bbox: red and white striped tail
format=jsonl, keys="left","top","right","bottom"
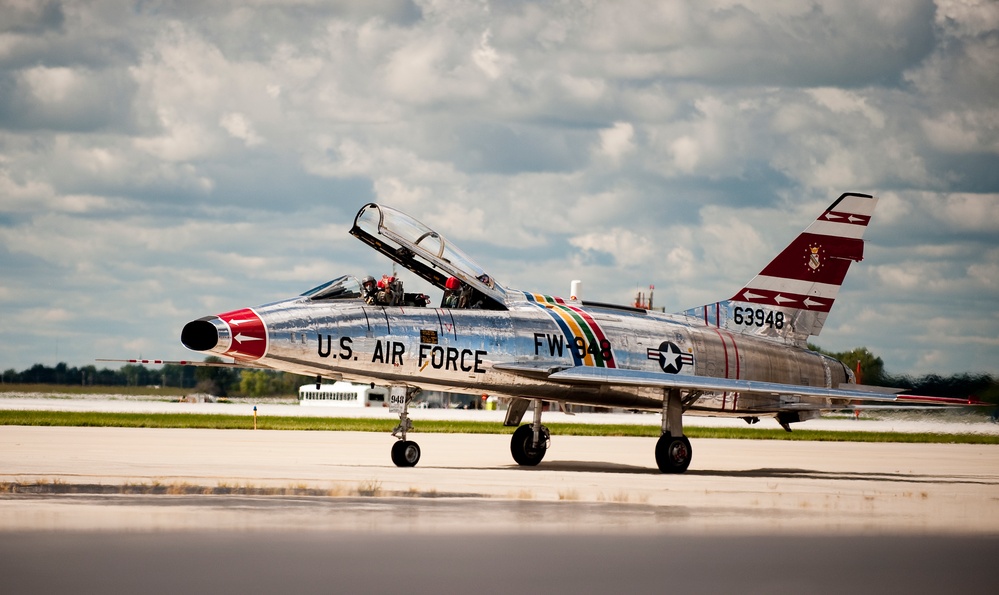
{"left": 683, "top": 193, "right": 878, "bottom": 345}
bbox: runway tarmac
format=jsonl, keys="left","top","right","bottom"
{"left": 2, "top": 400, "right": 998, "bottom": 593}
{"left": 2, "top": 424, "right": 998, "bottom": 533}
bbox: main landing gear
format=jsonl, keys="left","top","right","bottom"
{"left": 510, "top": 399, "right": 550, "bottom": 466}
{"left": 504, "top": 394, "right": 693, "bottom": 473}
{"left": 655, "top": 388, "right": 693, "bottom": 473}
{"left": 389, "top": 385, "right": 421, "bottom": 467}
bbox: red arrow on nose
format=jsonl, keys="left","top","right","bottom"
{"left": 218, "top": 308, "right": 267, "bottom": 360}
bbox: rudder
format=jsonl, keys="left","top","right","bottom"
{"left": 683, "top": 193, "right": 878, "bottom": 345}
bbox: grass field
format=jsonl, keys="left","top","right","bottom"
{"left": 2, "top": 410, "right": 997, "bottom": 444}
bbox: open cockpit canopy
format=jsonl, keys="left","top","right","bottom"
{"left": 350, "top": 203, "right": 507, "bottom": 309}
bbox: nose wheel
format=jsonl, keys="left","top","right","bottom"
{"left": 389, "top": 385, "right": 422, "bottom": 467}
{"left": 391, "top": 439, "right": 421, "bottom": 467}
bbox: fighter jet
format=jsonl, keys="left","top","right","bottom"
{"left": 176, "top": 194, "right": 979, "bottom": 472}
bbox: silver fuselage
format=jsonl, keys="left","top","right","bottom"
{"left": 199, "top": 295, "right": 850, "bottom": 416}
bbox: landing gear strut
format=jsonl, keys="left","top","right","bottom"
{"left": 389, "top": 385, "right": 421, "bottom": 467}
{"left": 511, "top": 399, "right": 549, "bottom": 466}
{"left": 655, "top": 388, "right": 692, "bottom": 473}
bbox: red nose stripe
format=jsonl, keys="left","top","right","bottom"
{"left": 219, "top": 308, "right": 267, "bottom": 360}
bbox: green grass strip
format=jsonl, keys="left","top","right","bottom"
{"left": 1, "top": 410, "right": 998, "bottom": 444}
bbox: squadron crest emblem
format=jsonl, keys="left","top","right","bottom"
{"left": 806, "top": 244, "right": 824, "bottom": 273}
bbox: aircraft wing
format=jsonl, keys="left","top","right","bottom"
{"left": 534, "top": 366, "right": 983, "bottom": 407}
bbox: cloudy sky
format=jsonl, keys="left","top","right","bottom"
{"left": 1, "top": 0, "right": 997, "bottom": 378}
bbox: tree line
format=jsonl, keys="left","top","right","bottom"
{"left": 3, "top": 348, "right": 997, "bottom": 403}
{"left": 807, "top": 345, "right": 998, "bottom": 403}
{"left": 1, "top": 360, "right": 305, "bottom": 399}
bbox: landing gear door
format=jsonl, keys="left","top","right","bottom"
{"left": 389, "top": 385, "right": 409, "bottom": 414}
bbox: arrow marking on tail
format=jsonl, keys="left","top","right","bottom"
{"left": 234, "top": 333, "right": 263, "bottom": 343}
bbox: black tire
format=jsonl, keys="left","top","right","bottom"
{"left": 510, "top": 424, "right": 548, "bottom": 466}
{"left": 391, "top": 440, "right": 421, "bottom": 467}
{"left": 655, "top": 435, "right": 692, "bottom": 474}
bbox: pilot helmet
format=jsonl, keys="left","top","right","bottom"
{"left": 445, "top": 276, "right": 460, "bottom": 290}
{"left": 362, "top": 275, "right": 376, "bottom": 287}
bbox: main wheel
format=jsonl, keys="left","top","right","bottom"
{"left": 510, "top": 424, "right": 548, "bottom": 466}
{"left": 655, "top": 435, "right": 692, "bottom": 473}
{"left": 391, "top": 440, "right": 421, "bottom": 467}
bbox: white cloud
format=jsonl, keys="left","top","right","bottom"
{"left": 472, "top": 29, "right": 504, "bottom": 79}
{"left": 921, "top": 112, "right": 991, "bottom": 153}
{"left": 21, "top": 66, "right": 80, "bottom": 103}
{"left": 808, "top": 88, "right": 886, "bottom": 129}
{"left": 219, "top": 112, "right": 263, "bottom": 147}
{"left": 935, "top": 194, "right": 999, "bottom": 231}
{"left": 569, "top": 228, "right": 652, "bottom": 268}
{"left": 0, "top": 0, "right": 996, "bottom": 377}
{"left": 597, "top": 122, "right": 635, "bottom": 163}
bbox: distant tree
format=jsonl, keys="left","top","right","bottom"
{"left": 889, "top": 373, "right": 997, "bottom": 403}
{"left": 78, "top": 365, "right": 97, "bottom": 386}
{"left": 24, "top": 364, "right": 54, "bottom": 384}
{"left": 809, "top": 344, "right": 997, "bottom": 403}
{"left": 92, "top": 366, "right": 121, "bottom": 385}
{"left": 238, "top": 370, "right": 269, "bottom": 397}
{"left": 236, "top": 369, "right": 305, "bottom": 397}
{"left": 161, "top": 363, "right": 197, "bottom": 389}
{"left": 193, "top": 356, "right": 237, "bottom": 397}
{"left": 808, "top": 345, "right": 887, "bottom": 385}
{"left": 121, "top": 364, "right": 157, "bottom": 387}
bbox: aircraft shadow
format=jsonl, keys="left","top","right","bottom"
{"left": 508, "top": 461, "right": 661, "bottom": 475}
{"left": 494, "top": 463, "right": 997, "bottom": 485}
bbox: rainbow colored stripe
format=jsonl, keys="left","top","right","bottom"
{"left": 523, "top": 293, "right": 616, "bottom": 368}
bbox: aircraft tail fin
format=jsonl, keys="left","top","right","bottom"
{"left": 682, "top": 193, "right": 878, "bottom": 345}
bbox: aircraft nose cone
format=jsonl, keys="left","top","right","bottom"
{"left": 181, "top": 317, "right": 220, "bottom": 351}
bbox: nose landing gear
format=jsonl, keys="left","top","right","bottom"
{"left": 389, "top": 385, "right": 421, "bottom": 467}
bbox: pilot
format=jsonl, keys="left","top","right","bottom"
{"left": 376, "top": 275, "right": 404, "bottom": 306}
{"left": 442, "top": 276, "right": 462, "bottom": 308}
{"left": 361, "top": 276, "right": 379, "bottom": 305}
